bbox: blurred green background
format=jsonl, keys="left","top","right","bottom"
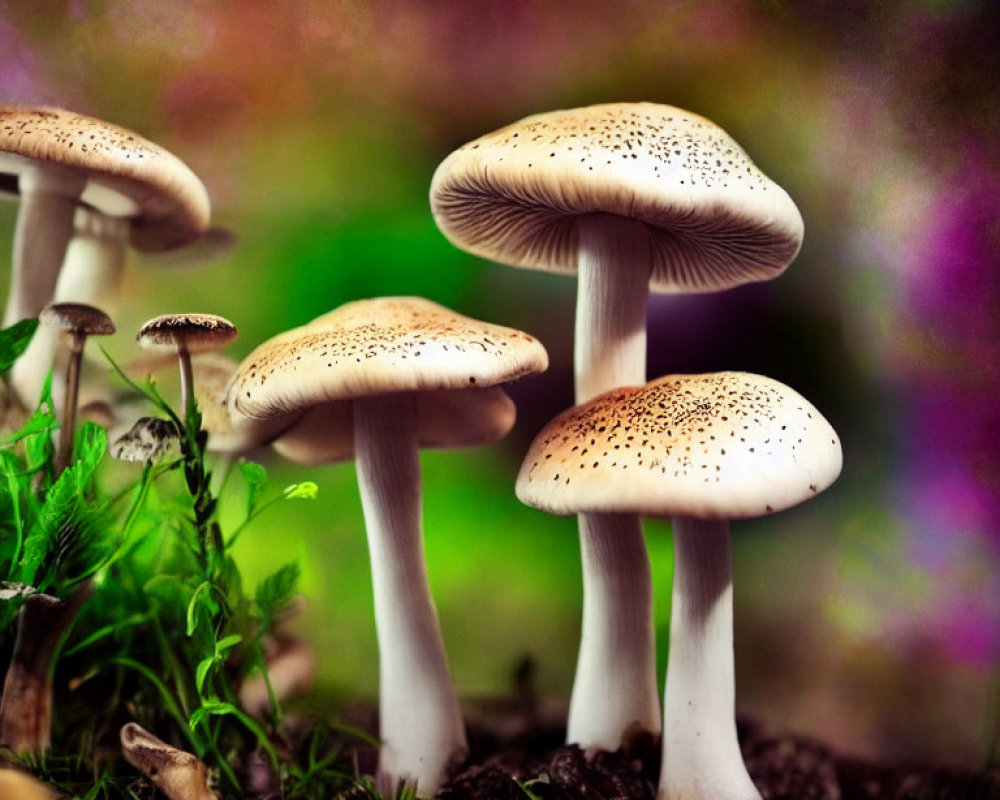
{"left": 2, "top": 0, "right": 998, "bottom": 770}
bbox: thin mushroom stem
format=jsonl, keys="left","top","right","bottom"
{"left": 568, "top": 512, "right": 659, "bottom": 750}
{"left": 659, "top": 518, "right": 760, "bottom": 800}
{"left": 4, "top": 163, "right": 87, "bottom": 326}
{"left": 354, "top": 393, "right": 467, "bottom": 797}
{"left": 55, "top": 333, "right": 85, "bottom": 473}
{"left": 569, "top": 213, "right": 660, "bottom": 748}
{"left": 177, "top": 345, "right": 195, "bottom": 421}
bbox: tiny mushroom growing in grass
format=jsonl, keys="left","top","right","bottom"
{"left": 227, "top": 296, "right": 548, "bottom": 797}
{"left": 38, "top": 301, "right": 114, "bottom": 472}
{"left": 0, "top": 105, "right": 210, "bottom": 406}
{"left": 516, "top": 372, "right": 842, "bottom": 800}
{"left": 431, "top": 101, "right": 805, "bottom": 751}
{"left": 136, "top": 313, "right": 237, "bottom": 419}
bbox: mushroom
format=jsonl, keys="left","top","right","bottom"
{"left": 430, "top": 102, "right": 805, "bottom": 750}
{"left": 0, "top": 105, "right": 210, "bottom": 406}
{"left": 136, "top": 313, "right": 237, "bottom": 420}
{"left": 110, "top": 415, "right": 180, "bottom": 465}
{"left": 38, "top": 302, "right": 115, "bottom": 472}
{"left": 227, "top": 296, "right": 548, "bottom": 796}
{"left": 516, "top": 372, "right": 842, "bottom": 800}
{"left": 120, "top": 722, "right": 219, "bottom": 800}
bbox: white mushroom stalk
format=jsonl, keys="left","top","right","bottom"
{"left": 355, "top": 393, "right": 467, "bottom": 795}
{"left": 661, "top": 518, "right": 760, "bottom": 800}
{"left": 3, "top": 160, "right": 86, "bottom": 326}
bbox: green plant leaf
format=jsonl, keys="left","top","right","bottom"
{"left": 0, "top": 318, "right": 39, "bottom": 373}
{"left": 239, "top": 460, "right": 268, "bottom": 517}
{"left": 284, "top": 481, "right": 318, "bottom": 500}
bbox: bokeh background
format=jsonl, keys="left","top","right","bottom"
{"left": 2, "top": 0, "right": 998, "bottom": 772}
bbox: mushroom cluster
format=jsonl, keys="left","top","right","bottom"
{"left": 0, "top": 100, "right": 846, "bottom": 800}
{"left": 431, "top": 102, "right": 841, "bottom": 799}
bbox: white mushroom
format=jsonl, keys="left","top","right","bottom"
{"left": 431, "top": 102, "right": 805, "bottom": 750}
{"left": 227, "top": 296, "right": 548, "bottom": 796}
{"left": 516, "top": 372, "right": 842, "bottom": 800}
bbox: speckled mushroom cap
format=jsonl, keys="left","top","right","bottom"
{"left": 272, "top": 386, "right": 516, "bottom": 465}
{"left": 516, "top": 371, "right": 841, "bottom": 520}
{"left": 430, "top": 102, "right": 804, "bottom": 292}
{"left": 227, "top": 296, "right": 548, "bottom": 421}
{"left": 0, "top": 105, "right": 210, "bottom": 250}
{"left": 39, "top": 301, "right": 115, "bottom": 336}
{"left": 137, "top": 313, "right": 237, "bottom": 353}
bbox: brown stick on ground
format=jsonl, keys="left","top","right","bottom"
{"left": 0, "top": 584, "right": 91, "bottom": 751}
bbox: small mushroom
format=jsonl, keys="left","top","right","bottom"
{"left": 120, "top": 722, "right": 219, "bottom": 800}
{"left": 516, "top": 372, "right": 842, "bottom": 800}
{"left": 136, "top": 313, "right": 237, "bottom": 419}
{"left": 431, "top": 102, "right": 805, "bottom": 750}
{"left": 38, "top": 302, "right": 114, "bottom": 471}
{"left": 110, "top": 416, "right": 180, "bottom": 464}
{"left": 227, "top": 296, "right": 548, "bottom": 796}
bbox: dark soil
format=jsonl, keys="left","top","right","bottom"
{"left": 430, "top": 718, "right": 1000, "bottom": 800}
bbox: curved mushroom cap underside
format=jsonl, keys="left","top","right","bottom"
{"left": 273, "top": 386, "right": 516, "bottom": 465}
{"left": 517, "top": 371, "right": 841, "bottom": 520}
{"left": 431, "top": 102, "right": 803, "bottom": 293}
{"left": 228, "top": 296, "right": 549, "bottom": 420}
{"left": 0, "top": 105, "right": 210, "bottom": 250}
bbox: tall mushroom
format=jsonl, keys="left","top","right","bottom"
{"left": 430, "top": 101, "right": 805, "bottom": 750}
{"left": 516, "top": 372, "right": 842, "bottom": 800}
{"left": 0, "top": 105, "right": 211, "bottom": 406}
{"left": 227, "top": 296, "right": 548, "bottom": 796}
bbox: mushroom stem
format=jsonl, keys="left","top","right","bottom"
{"left": 659, "top": 518, "right": 760, "bottom": 800}
{"left": 0, "top": 586, "right": 90, "bottom": 752}
{"left": 177, "top": 345, "right": 195, "bottom": 420}
{"left": 4, "top": 162, "right": 87, "bottom": 326}
{"left": 9, "top": 208, "right": 126, "bottom": 412}
{"left": 55, "top": 332, "right": 85, "bottom": 473}
{"left": 568, "top": 512, "right": 659, "bottom": 750}
{"left": 354, "top": 393, "right": 467, "bottom": 797}
{"left": 569, "top": 213, "right": 660, "bottom": 749}
{"left": 574, "top": 213, "right": 650, "bottom": 403}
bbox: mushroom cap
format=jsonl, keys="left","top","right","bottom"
{"left": 516, "top": 371, "right": 842, "bottom": 520}
{"left": 430, "top": 102, "right": 804, "bottom": 293}
{"left": 273, "top": 386, "right": 516, "bottom": 465}
{"left": 0, "top": 105, "right": 210, "bottom": 251}
{"left": 39, "top": 301, "right": 115, "bottom": 336}
{"left": 110, "top": 415, "right": 179, "bottom": 463}
{"left": 227, "top": 296, "right": 548, "bottom": 421}
{"left": 136, "top": 313, "right": 237, "bottom": 353}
